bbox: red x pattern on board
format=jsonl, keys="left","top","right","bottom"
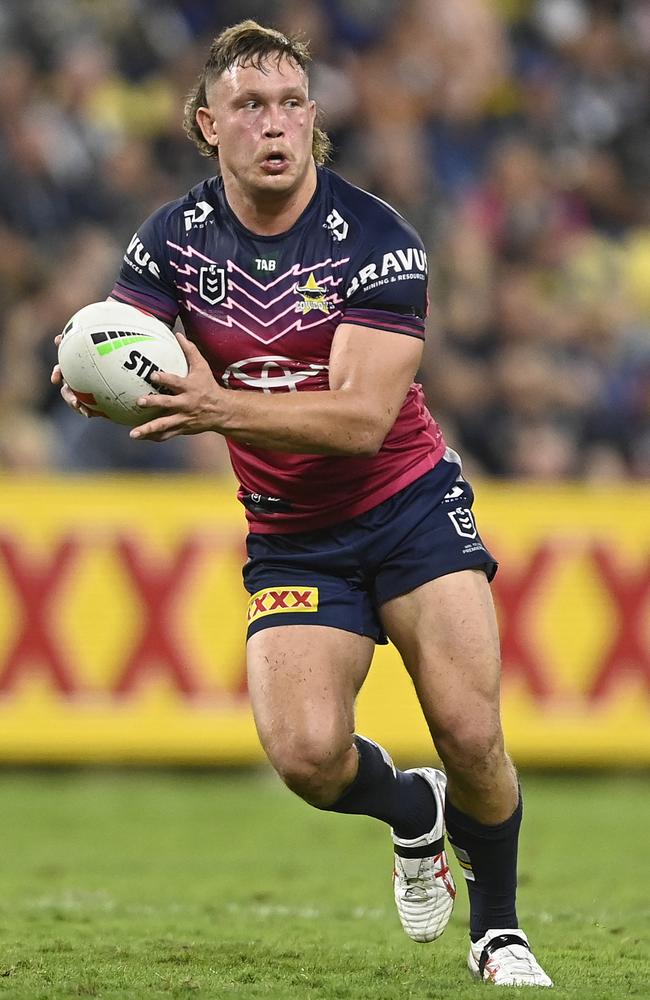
{"left": 588, "top": 546, "right": 650, "bottom": 700}
{"left": 490, "top": 544, "right": 556, "bottom": 699}
{"left": 0, "top": 535, "right": 647, "bottom": 702}
{"left": 0, "top": 536, "right": 80, "bottom": 694}
{"left": 111, "top": 537, "right": 204, "bottom": 696}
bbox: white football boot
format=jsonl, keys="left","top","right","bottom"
{"left": 468, "top": 929, "right": 553, "bottom": 987}
{"left": 392, "top": 767, "right": 456, "bottom": 942}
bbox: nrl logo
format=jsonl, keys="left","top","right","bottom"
{"left": 198, "top": 265, "right": 226, "bottom": 305}
{"left": 448, "top": 508, "right": 478, "bottom": 539}
{"left": 295, "top": 272, "right": 332, "bottom": 314}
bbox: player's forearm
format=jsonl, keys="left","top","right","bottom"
{"left": 215, "top": 387, "right": 388, "bottom": 456}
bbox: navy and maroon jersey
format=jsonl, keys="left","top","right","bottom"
{"left": 111, "top": 166, "right": 447, "bottom": 533}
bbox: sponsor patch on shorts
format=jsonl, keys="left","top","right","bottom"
{"left": 247, "top": 586, "right": 319, "bottom": 623}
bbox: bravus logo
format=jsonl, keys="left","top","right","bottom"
{"left": 346, "top": 248, "right": 427, "bottom": 297}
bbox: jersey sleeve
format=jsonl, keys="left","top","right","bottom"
{"left": 110, "top": 204, "right": 179, "bottom": 326}
{"left": 341, "top": 215, "right": 428, "bottom": 340}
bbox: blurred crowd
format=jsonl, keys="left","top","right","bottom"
{"left": 0, "top": 0, "right": 648, "bottom": 479}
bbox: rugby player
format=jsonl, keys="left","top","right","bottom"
{"left": 52, "top": 21, "right": 552, "bottom": 987}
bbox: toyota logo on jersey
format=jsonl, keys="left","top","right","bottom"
{"left": 222, "top": 356, "right": 329, "bottom": 393}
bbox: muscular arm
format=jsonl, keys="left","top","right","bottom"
{"left": 132, "top": 324, "right": 423, "bottom": 456}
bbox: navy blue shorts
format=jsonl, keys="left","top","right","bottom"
{"left": 243, "top": 456, "right": 497, "bottom": 644}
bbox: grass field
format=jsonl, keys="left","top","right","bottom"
{"left": 0, "top": 770, "right": 647, "bottom": 999}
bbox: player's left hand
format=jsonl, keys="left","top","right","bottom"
{"left": 130, "top": 334, "right": 225, "bottom": 442}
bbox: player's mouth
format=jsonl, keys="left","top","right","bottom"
{"left": 260, "top": 151, "right": 290, "bottom": 174}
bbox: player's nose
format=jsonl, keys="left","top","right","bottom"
{"left": 262, "top": 105, "right": 285, "bottom": 137}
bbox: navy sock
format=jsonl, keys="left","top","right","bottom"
{"left": 445, "top": 791, "right": 522, "bottom": 942}
{"left": 323, "top": 735, "right": 437, "bottom": 840}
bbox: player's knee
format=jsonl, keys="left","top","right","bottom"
{"left": 268, "top": 735, "right": 349, "bottom": 806}
{"left": 435, "top": 713, "right": 506, "bottom": 782}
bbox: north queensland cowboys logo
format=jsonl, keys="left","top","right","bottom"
{"left": 199, "top": 265, "right": 226, "bottom": 305}
{"left": 448, "top": 508, "right": 478, "bottom": 539}
{"left": 296, "top": 272, "right": 331, "bottom": 314}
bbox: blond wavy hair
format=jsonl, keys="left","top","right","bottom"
{"left": 183, "top": 20, "right": 331, "bottom": 165}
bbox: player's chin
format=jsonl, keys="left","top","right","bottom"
{"left": 255, "top": 164, "right": 297, "bottom": 187}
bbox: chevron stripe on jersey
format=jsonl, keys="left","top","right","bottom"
{"left": 167, "top": 241, "right": 350, "bottom": 346}
{"left": 111, "top": 167, "right": 446, "bottom": 532}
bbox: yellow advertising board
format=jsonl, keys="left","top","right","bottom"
{"left": 0, "top": 475, "right": 648, "bottom": 766}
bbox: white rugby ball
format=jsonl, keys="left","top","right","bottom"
{"left": 58, "top": 300, "right": 188, "bottom": 426}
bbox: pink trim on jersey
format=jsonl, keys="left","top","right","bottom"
{"left": 244, "top": 448, "right": 446, "bottom": 534}
{"left": 344, "top": 317, "right": 425, "bottom": 339}
{"left": 111, "top": 285, "right": 176, "bottom": 324}
{"left": 343, "top": 307, "right": 425, "bottom": 339}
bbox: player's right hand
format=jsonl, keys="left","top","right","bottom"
{"left": 51, "top": 333, "right": 99, "bottom": 418}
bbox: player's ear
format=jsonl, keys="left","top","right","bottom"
{"left": 196, "top": 107, "right": 219, "bottom": 149}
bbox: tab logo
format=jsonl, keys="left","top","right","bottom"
{"left": 251, "top": 252, "right": 280, "bottom": 275}
{"left": 247, "top": 587, "right": 319, "bottom": 623}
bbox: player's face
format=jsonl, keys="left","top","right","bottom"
{"left": 200, "top": 57, "right": 317, "bottom": 203}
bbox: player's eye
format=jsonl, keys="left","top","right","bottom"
{"left": 285, "top": 99, "right": 301, "bottom": 109}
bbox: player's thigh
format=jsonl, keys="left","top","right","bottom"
{"left": 247, "top": 623, "right": 375, "bottom": 767}
{"left": 379, "top": 569, "right": 502, "bottom": 743}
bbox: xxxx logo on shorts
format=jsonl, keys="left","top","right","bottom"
{"left": 247, "top": 587, "right": 319, "bottom": 623}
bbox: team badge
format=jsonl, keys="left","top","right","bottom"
{"left": 295, "top": 272, "right": 331, "bottom": 314}
{"left": 198, "top": 265, "right": 226, "bottom": 305}
{"left": 448, "top": 508, "right": 477, "bottom": 539}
